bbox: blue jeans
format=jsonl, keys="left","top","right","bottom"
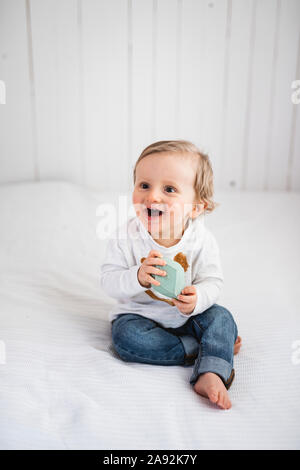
{"left": 111, "top": 304, "right": 238, "bottom": 388}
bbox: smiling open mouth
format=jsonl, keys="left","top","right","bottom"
{"left": 146, "top": 208, "right": 163, "bottom": 218}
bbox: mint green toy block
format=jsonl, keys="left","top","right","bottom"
{"left": 152, "top": 257, "right": 185, "bottom": 299}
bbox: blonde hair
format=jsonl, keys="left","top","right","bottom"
{"left": 133, "top": 140, "right": 218, "bottom": 213}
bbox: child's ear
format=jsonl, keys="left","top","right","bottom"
{"left": 190, "top": 202, "right": 205, "bottom": 219}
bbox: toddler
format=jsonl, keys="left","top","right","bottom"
{"left": 100, "top": 140, "right": 241, "bottom": 410}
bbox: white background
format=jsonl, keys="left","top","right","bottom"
{"left": 0, "top": 0, "right": 299, "bottom": 192}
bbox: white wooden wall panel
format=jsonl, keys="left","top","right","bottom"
{"left": 245, "top": 0, "right": 278, "bottom": 190}
{"left": 29, "top": 0, "right": 81, "bottom": 183}
{"left": 291, "top": 105, "right": 300, "bottom": 190}
{"left": 180, "top": 0, "right": 227, "bottom": 189}
{"left": 0, "top": 0, "right": 35, "bottom": 183}
{"left": 180, "top": 0, "right": 206, "bottom": 146}
{"left": 80, "top": 0, "right": 110, "bottom": 190}
{"left": 131, "top": 0, "right": 154, "bottom": 170}
{"left": 290, "top": 47, "right": 300, "bottom": 190}
{"left": 267, "top": 0, "right": 300, "bottom": 190}
{"left": 220, "top": 0, "right": 253, "bottom": 190}
{"left": 0, "top": 0, "right": 299, "bottom": 191}
{"left": 81, "top": 0, "right": 129, "bottom": 192}
{"left": 154, "top": 0, "right": 180, "bottom": 140}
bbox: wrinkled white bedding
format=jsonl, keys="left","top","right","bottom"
{"left": 0, "top": 181, "right": 299, "bottom": 449}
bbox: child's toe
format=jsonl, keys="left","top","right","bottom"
{"left": 218, "top": 394, "right": 225, "bottom": 409}
{"left": 208, "top": 388, "right": 219, "bottom": 403}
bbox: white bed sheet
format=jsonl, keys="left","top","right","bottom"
{"left": 0, "top": 181, "right": 299, "bottom": 450}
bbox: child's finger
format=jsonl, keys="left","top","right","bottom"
{"left": 147, "top": 275, "right": 160, "bottom": 286}
{"left": 147, "top": 257, "right": 166, "bottom": 267}
{"left": 177, "top": 294, "right": 196, "bottom": 303}
{"left": 173, "top": 297, "right": 186, "bottom": 305}
{"left": 172, "top": 299, "right": 193, "bottom": 315}
{"left": 181, "top": 286, "right": 196, "bottom": 295}
{"left": 149, "top": 250, "right": 163, "bottom": 258}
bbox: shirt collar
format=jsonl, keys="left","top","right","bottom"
{"left": 135, "top": 214, "right": 203, "bottom": 252}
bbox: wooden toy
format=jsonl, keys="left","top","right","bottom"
{"left": 152, "top": 257, "right": 186, "bottom": 299}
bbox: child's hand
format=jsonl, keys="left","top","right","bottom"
{"left": 137, "top": 250, "right": 167, "bottom": 288}
{"left": 172, "top": 285, "right": 197, "bottom": 315}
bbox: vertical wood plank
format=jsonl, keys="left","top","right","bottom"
{"left": 155, "top": 0, "right": 179, "bottom": 140}
{"left": 0, "top": 0, "right": 35, "bottom": 183}
{"left": 266, "top": 0, "right": 300, "bottom": 190}
{"left": 29, "top": 0, "right": 81, "bottom": 183}
{"left": 289, "top": 31, "right": 300, "bottom": 191}
{"left": 244, "top": 0, "right": 278, "bottom": 190}
{"left": 290, "top": 104, "right": 300, "bottom": 190}
{"left": 81, "top": 0, "right": 129, "bottom": 193}
{"left": 219, "top": 0, "right": 253, "bottom": 190}
{"left": 131, "top": 0, "right": 154, "bottom": 170}
{"left": 180, "top": 0, "right": 227, "bottom": 189}
{"left": 178, "top": 0, "right": 205, "bottom": 146}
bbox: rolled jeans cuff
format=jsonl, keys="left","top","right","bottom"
{"left": 189, "top": 355, "right": 233, "bottom": 386}
{"left": 179, "top": 335, "right": 199, "bottom": 361}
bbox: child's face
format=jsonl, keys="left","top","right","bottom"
{"left": 132, "top": 152, "right": 204, "bottom": 242}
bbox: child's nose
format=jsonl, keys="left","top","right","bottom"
{"left": 146, "top": 190, "right": 162, "bottom": 204}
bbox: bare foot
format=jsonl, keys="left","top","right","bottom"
{"left": 234, "top": 336, "right": 242, "bottom": 355}
{"left": 193, "top": 372, "right": 232, "bottom": 409}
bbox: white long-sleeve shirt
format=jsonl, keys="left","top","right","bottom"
{"left": 99, "top": 214, "right": 224, "bottom": 328}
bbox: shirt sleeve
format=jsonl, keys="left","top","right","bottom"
{"left": 178, "top": 230, "right": 224, "bottom": 318}
{"left": 99, "top": 237, "right": 148, "bottom": 301}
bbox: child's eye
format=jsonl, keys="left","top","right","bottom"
{"left": 165, "top": 186, "right": 176, "bottom": 193}
{"left": 139, "top": 183, "right": 176, "bottom": 193}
